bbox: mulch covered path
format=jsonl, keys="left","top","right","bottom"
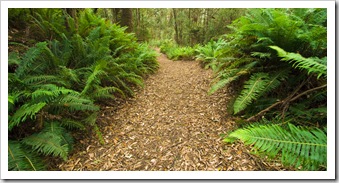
{"left": 57, "top": 49, "right": 276, "bottom": 171}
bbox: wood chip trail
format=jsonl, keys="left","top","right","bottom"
{"left": 58, "top": 49, "right": 264, "bottom": 171}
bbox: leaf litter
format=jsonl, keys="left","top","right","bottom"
{"left": 56, "top": 49, "right": 283, "bottom": 171}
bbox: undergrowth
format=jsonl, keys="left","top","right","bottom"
{"left": 8, "top": 9, "right": 158, "bottom": 170}
{"left": 159, "top": 39, "right": 196, "bottom": 60}
{"left": 196, "top": 8, "right": 327, "bottom": 170}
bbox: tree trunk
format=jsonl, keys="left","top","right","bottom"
{"left": 172, "top": 8, "right": 179, "bottom": 44}
{"left": 110, "top": 8, "right": 120, "bottom": 23}
{"left": 64, "top": 8, "right": 78, "bottom": 33}
{"left": 121, "top": 8, "right": 133, "bottom": 32}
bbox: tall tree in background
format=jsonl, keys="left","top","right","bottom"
{"left": 92, "top": 8, "right": 244, "bottom": 44}
{"left": 172, "top": 9, "right": 180, "bottom": 44}
{"left": 121, "top": 8, "right": 133, "bottom": 32}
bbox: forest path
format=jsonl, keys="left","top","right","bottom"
{"left": 58, "top": 49, "right": 263, "bottom": 171}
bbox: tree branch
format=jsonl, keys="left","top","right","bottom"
{"left": 246, "top": 84, "right": 327, "bottom": 122}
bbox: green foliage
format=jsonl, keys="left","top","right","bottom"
{"left": 9, "top": 102, "right": 46, "bottom": 131}
{"left": 22, "top": 122, "right": 73, "bottom": 161}
{"left": 233, "top": 73, "right": 270, "bottom": 114}
{"left": 270, "top": 46, "right": 327, "bottom": 79}
{"left": 207, "top": 8, "right": 327, "bottom": 117}
{"left": 195, "top": 38, "right": 227, "bottom": 70}
{"left": 9, "top": 8, "right": 158, "bottom": 170}
{"left": 202, "top": 8, "right": 329, "bottom": 170}
{"left": 159, "top": 39, "right": 196, "bottom": 60}
{"left": 224, "top": 123, "right": 327, "bottom": 170}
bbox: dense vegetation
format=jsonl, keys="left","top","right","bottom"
{"left": 8, "top": 8, "right": 327, "bottom": 171}
{"left": 195, "top": 8, "right": 327, "bottom": 170}
{"left": 8, "top": 8, "right": 158, "bottom": 170}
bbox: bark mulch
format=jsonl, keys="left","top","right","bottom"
{"left": 57, "top": 49, "right": 281, "bottom": 171}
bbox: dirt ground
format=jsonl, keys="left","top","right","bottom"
{"left": 57, "top": 49, "right": 279, "bottom": 171}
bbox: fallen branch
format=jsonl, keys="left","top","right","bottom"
{"left": 246, "top": 84, "right": 327, "bottom": 122}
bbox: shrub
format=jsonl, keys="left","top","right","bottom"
{"left": 8, "top": 9, "right": 158, "bottom": 170}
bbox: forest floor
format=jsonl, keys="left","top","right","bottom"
{"left": 56, "top": 49, "right": 278, "bottom": 171}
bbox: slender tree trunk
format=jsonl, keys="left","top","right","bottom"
{"left": 121, "top": 8, "right": 133, "bottom": 32}
{"left": 111, "top": 8, "right": 120, "bottom": 23}
{"left": 172, "top": 8, "right": 179, "bottom": 44}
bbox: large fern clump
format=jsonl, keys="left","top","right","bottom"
{"left": 159, "top": 39, "right": 196, "bottom": 61}
{"left": 206, "top": 8, "right": 327, "bottom": 121}
{"left": 8, "top": 8, "right": 159, "bottom": 170}
{"left": 204, "top": 8, "right": 328, "bottom": 170}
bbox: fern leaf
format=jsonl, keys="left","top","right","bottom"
{"left": 23, "top": 75, "right": 64, "bottom": 86}
{"left": 9, "top": 102, "right": 46, "bottom": 131}
{"left": 43, "top": 121, "right": 74, "bottom": 152}
{"left": 233, "top": 73, "right": 269, "bottom": 114}
{"left": 60, "top": 118, "right": 86, "bottom": 130}
{"left": 209, "top": 76, "right": 238, "bottom": 95}
{"left": 82, "top": 112, "right": 98, "bottom": 126}
{"left": 92, "top": 86, "right": 125, "bottom": 100}
{"left": 81, "top": 63, "right": 108, "bottom": 95}
{"left": 31, "top": 85, "right": 75, "bottom": 103}
{"left": 8, "top": 141, "right": 45, "bottom": 171}
{"left": 209, "top": 61, "right": 258, "bottom": 95}
{"left": 264, "top": 69, "right": 288, "bottom": 93}
{"left": 224, "top": 123, "right": 327, "bottom": 170}
{"left": 57, "top": 93, "right": 99, "bottom": 112}
{"left": 269, "top": 46, "right": 327, "bottom": 78}
{"left": 22, "top": 130, "right": 69, "bottom": 161}
{"left": 16, "top": 42, "right": 48, "bottom": 77}
{"left": 251, "top": 52, "right": 271, "bottom": 59}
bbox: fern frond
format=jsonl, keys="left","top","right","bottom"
{"left": 224, "top": 123, "right": 327, "bottom": 170}
{"left": 82, "top": 112, "right": 98, "bottom": 126}
{"left": 92, "top": 86, "right": 125, "bottom": 100}
{"left": 9, "top": 102, "right": 46, "bottom": 131}
{"left": 8, "top": 140, "right": 45, "bottom": 171}
{"left": 16, "top": 42, "right": 49, "bottom": 77}
{"left": 22, "top": 75, "right": 66, "bottom": 86}
{"left": 209, "top": 61, "right": 258, "bottom": 95}
{"left": 251, "top": 52, "right": 271, "bottom": 59}
{"left": 58, "top": 66, "right": 80, "bottom": 84}
{"left": 81, "top": 62, "right": 108, "bottom": 95}
{"left": 21, "top": 123, "right": 71, "bottom": 161}
{"left": 60, "top": 118, "right": 86, "bottom": 130}
{"left": 8, "top": 52, "right": 20, "bottom": 66}
{"left": 121, "top": 72, "right": 144, "bottom": 88}
{"left": 209, "top": 75, "right": 238, "bottom": 95}
{"left": 263, "top": 69, "right": 289, "bottom": 94}
{"left": 233, "top": 73, "right": 270, "bottom": 114}
{"left": 93, "top": 123, "right": 105, "bottom": 145}
{"left": 269, "top": 46, "right": 327, "bottom": 78}
{"left": 57, "top": 94, "right": 99, "bottom": 112}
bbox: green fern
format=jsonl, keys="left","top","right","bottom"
{"left": 269, "top": 46, "right": 327, "bottom": 78}
{"left": 60, "top": 118, "right": 86, "bottom": 130}
{"left": 209, "top": 61, "right": 258, "bottom": 95}
{"left": 9, "top": 102, "right": 46, "bottom": 131}
{"left": 81, "top": 62, "right": 108, "bottom": 95}
{"left": 16, "top": 42, "right": 49, "bottom": 77}
{"left": 233, "top": 69, "right": 288, "bottom": 114}
{"left": 56, "top": 93, "right": 99, "bottom": 112}
{"left": 92, "top": 86, "right": 125, "bottom": 100}
{"left": 21, "top": 122, "right": 72, "bottom": 161}
{"left": 233, "top": 73, "right": 270, "bottom": 114}
{"left": 224, "top": 123, "right": 327, "bottom": 170}
{"left": 8, "top": 141, "right": 45, "bottom": 171}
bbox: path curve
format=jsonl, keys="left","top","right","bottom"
{"left": 58, "top": 49, "right": 265, "bottom": 171}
